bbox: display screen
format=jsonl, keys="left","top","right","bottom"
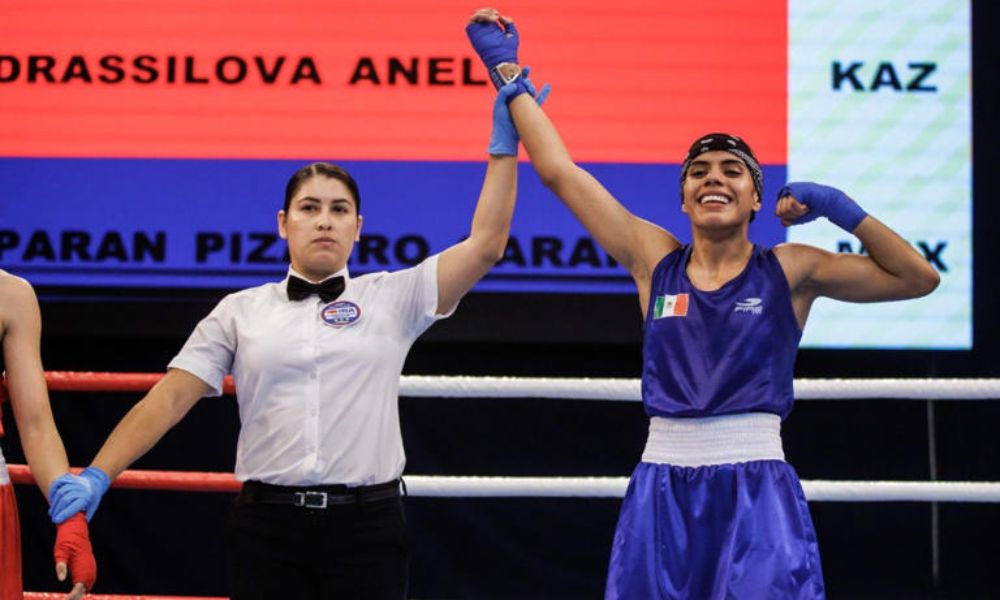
{"left": 0, "top": 1, "right": 971, "bottom": 348}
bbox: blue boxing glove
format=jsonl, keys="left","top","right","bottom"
{"left": 489, "top": 67, "right": 551, "bottom": 156}
{"left": 466, "top": 18, "right": 533, "bottom": 101}
{"left": 48, "top": 466, "right": 111, "bottom": 524}
{"left": 777, "top": 182, "right": 868, "bottom": 232}
{"left": 466, "top": 19, "right": 519, "bottom": 86}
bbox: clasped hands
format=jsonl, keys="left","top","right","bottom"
{"left": 47, "top": 466, "right": 111, "bottom": 597}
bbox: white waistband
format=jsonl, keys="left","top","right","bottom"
{"left": 0, "top": 446, "right": 8, "bottom": 485}
{"left": 641, "top": 413, "right": 784, "bottom": 467}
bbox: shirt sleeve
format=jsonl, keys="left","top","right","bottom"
{"left": 167, "top": 295, "right": 238, "bottom": 396}
{"left": 385, "top": 253, "right": 454, "bottom": 340}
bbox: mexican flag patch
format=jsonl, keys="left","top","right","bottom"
{"left": 653, "top": 293, "right": 689, "bottom": 319}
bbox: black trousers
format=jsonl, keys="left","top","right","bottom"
{"left": 225, "top": 481, "right": 408, "bottom": 600}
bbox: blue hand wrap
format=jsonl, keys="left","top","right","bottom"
{"left": 488, "top": 68, "right": 550, "bottom": 156}
{"left": 778, "top": 181, "right": 868, "bottom": 232}
{"left": 466, "top": 20, "right": 521, "bottom": 90}
{"left": 48, "top": 466, "right": 111, "bottom": 524}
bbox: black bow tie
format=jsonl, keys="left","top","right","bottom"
{"left": 287, "top": 275, "right": 345, "bottom": 302}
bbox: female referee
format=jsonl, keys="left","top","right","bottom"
{"left": 44, "top": 73, "right": 547, "bottom": 599}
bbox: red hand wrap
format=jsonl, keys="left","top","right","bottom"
{"left": 54, "top": 512, "right": 96, "bottom": 590}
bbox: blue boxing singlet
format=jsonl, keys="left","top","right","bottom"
{"left": 643, "top": 243, "right": 802, "bottom": 419}
{"left": 605, "top": 243, "right": 825, "bottom": 600}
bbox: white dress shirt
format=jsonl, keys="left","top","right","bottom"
{"left": 168, "top": 255, "right": 450, "bottom": 486}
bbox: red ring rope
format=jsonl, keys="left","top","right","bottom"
{"left": 25, "top": 594, "right": 226, "bottom": 600}
{"left": 41, "top": 371, "right": 236, "bottom": 395}
{"left": 9, "top": 464, "right": 239, "bottom": 493}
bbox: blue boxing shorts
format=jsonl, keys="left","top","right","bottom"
{"left": 604, "top": 414, "right": 825, "bottom": 600}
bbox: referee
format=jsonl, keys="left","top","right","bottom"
{"left": 46, "top": 78, "right": 545, "bottom": 599}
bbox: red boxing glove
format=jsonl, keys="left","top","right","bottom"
{"left": 54, "top": 512, "right": 96, "bottom": 591}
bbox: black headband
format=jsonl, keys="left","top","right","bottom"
{"left": 680, "top": 133, "right": 763, "bottom": 200}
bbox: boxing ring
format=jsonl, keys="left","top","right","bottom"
{"left": 12, "top": 372, "right": 1000, "bottom": 599}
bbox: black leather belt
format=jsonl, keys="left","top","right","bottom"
{"left": 241, "top": 479, "right": 402, "bottom": 509}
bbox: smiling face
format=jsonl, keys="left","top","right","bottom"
{"left": 278, "top": 175, "right": 363, "bottom": 281}
{"left": 680, "top": 150, "right": 761, "bottom": 230}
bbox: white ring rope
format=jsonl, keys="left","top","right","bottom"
{"left": 395, "top": 376, "right": 1000, "bottom": 503}
{"left": 398, "top": 377, "right": 1000, "bottom": 401}
{"left": 28, "top": 376, "right": 995, "bottom": 503}
{"left": 404, "top": 476, "right": 1000, "bottom": 503}
{"left": 401, "top": 376, "right": 641, "bottom": 400}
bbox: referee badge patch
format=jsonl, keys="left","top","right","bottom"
{"left": 653, "top": 293, "right": 689, "bottom": 319}
{"left": 321, "top": 301, "right": 362, "bottom": 328}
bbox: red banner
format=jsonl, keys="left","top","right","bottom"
{"left": 0, "top": 0, "right": 786, "bottom": 162}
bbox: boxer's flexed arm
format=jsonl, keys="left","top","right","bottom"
{"left": 773, "top": 182, "right": 940, "bottom": 327}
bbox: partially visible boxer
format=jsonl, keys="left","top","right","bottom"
{"left": 0, "top": 270, "right": 95, "bottom": 600}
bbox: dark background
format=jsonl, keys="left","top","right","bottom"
{"left": 6, "top": 2, "right": 1000, "bottom": 597}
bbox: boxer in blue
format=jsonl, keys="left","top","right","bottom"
{"left": 467, "top": 9, "right": 941, "bottom": 599}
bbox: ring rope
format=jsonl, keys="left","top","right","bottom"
{"left": 24, "top": 594, "right": 225, "bottom": 600}
{"left": 16, "top": 373, "right": 1000, "bottom": 597}
{"left": 9, "top": 465, "right": 1000, "bottom": 503}
{"left": 36, "top": 372, "right": 1000, "bottom": 401}
{"left": 9, "top": 371, "right": 1000, "bottom": 504}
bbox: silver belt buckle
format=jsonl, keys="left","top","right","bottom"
{"left": 295, "top": 491, "right": 328, "bottom": 509}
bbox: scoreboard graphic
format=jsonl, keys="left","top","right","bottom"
{"left": 0, "top": 1, "right": 970, "bottom": 348}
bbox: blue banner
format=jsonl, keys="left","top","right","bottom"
{"left": 0, "top": 158, "right": 787, "bottom": 294}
